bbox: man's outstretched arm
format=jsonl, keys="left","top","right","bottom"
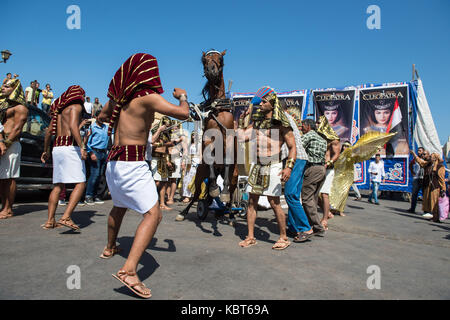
{"left": 142, "top": 88, "right": 189, "bottom": 120}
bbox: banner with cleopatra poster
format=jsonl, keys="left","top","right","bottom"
{"left": 359, "top": 84, "right": 410, "bottom": 158}
{"left": 355, "top": 83, "right": 412, "bottom": 192}
{"left": 231, "top": 90, "right": 308, "bottom": 128}
{"left": 313, "top": 89, "right": 356, "bottom": 144}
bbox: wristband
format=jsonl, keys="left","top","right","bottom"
{"left": 286, "top": 158, "right": 296, "bottom": 169}
{"left": 179, "top": 94, "right": 187, "bottom": 102}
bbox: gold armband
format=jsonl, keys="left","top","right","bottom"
{"left": 326, "top": 160, "right": 334, "bottom": 168}
{"left": 4, "top": 138, "right": 13, "bottom": 149}
{"left": 286, "top": 158, "right": 296, "bottom": 169}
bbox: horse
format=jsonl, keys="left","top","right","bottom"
{"left": 177, "top": 49, "right": 238, "bottom": 224}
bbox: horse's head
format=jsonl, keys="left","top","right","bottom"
{"left": 202, "top": 49, "right": 226, "bottom": 82}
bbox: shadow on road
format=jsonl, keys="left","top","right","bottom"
{"left": 13, "top": 204, "right": 48, "bottom": 217}
{"left": 431, "top": 224, "right": 450, "bottom": 240}
{"left": 386, "top": 207, "right": 428, "bottom": 221}
{"left": 184, "top": 212, "right": 225, "bottom": 237}
{"left": 113, "top": 236, "right": 162, "bottom": 286}
{"left": 233, "top": 217, "right": 273, "bottom": 244}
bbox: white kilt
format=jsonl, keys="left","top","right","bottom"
{"left": 319, "top": 169, "right": 335, "bottom": 194}
{"left": 52, "top": 146, "right": 86, "bottom": 184}
{"left": 0, "top": 141, "right": 21, "bottom": 179}
{"left": 247, "top": 162, "right": 283, "bottom": 197}
{"left": 170, "top": 158, "right": 182, "bottom": 179}
{"left": 150, "top": 157, "right": 168, "bottom": 182}
{"left": 106, "top": 161, "right": 158, "bottom": 214}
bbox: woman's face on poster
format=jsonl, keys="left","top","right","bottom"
{"left": 324, "top": 110, "right": 339, "bottom": 125}
{"left": 374, "top": 109, "right": 391, "bottom": 126}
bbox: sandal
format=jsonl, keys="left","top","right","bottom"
{"left": 294, "top": 232, "right": 312, "bottom": 243}
{"left": 41, "top": 221, "right": 63, "bottom": 230}
{"left": 112, "top": 269, "right": 152, "bottom": 299}
{"left": 272, "top": 238, "right": 291, "bottom": 250}
{"left": 57, "top": 217, "right": 80, "bottom": 231}
{"left": 100, "top": 246, "right": 121, "bottom": 259}
{"left": 239, "top": 237, "right": 257, "bottom": 248}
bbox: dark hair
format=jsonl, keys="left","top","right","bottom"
{"left": 45, "top": 83, "right": 50, "bottom": 87}
{"left": 302, "top": 118, "right": 316, "bottom": 130}
{"left": 6, "top": 73, "right": 11, "bottom": 76}
{"left": 375, "top": 153, "right": 381, "bottom": 157}
{"left": 418, "top": 147, "right": 424, "bottom": 151}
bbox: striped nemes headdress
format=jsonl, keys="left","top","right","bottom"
{"left": 107, "top": 53, "right": 164, "bottom": 136}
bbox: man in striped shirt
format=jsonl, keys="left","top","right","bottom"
{"left": 300, "top": 119, "right": 327, "bottom": 237}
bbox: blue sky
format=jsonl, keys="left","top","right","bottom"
{"left": 3, "top": 0, "right": 450, "bottom": 144}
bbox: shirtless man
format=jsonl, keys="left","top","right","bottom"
{"left": 150, "top": 117, "right": 175, "bottom": 210}
{"left": 166, "top": 124, "right": 186, "bottom": 205}
{"left": 237, "top": 86, "right": 296, "bottom": 250}
{"left": 0, "top": 79, "right": 28, "bottom": 219}
{"left": 98, "top": 53, "right": 189, "bottom": 299}
{"left": 41, "top": 85, "right": 87, "bottom": 230}
{"left": 316, "top": 116, "right": 341, "bottom": 230}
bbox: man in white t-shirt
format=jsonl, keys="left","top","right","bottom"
{"left": 368, "top": 153, "right": 385, "bottom": 205}
{"left": 83, "top": 96, "right": 93, "bottom": 119}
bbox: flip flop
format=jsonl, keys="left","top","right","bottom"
{"left": 112, "top": 270, "right": 152, "bottom": 299}
{"left": 293, "top": 232, "right": 312, "bottom": 243}
{"left": 239, "top": 237, "right": 257, "bottom": 248}
{"left": 41, "top": 221, "right": 64, "bottom": 230}
{"left": 100, "top": 246, "right": 121, "bottom": 259}
{"left": 272, "top": 238, "right": 291, "bottom": 250}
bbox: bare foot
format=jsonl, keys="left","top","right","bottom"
{"left": 320, "top": 219, "right": 329, "bottom": 230}
{"left": 339, "top": 212, "right": 346, "bottom": 217}
{"left": 166, "top": 200, "right": 175, "bottom": 205}
{"left": 182, "top": 198, "right": 190, "bottom": 203}
{"left": 160, "top": 205, "right": 172, "bottom": 211}
{"left": 328, "top": 213, "right": 334, "bottom": 219}
{"left": 0, "top": 211, "right": 13, "bottom": 219}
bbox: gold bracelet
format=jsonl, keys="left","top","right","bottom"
{"left": 286, "top": 158, "right": 296, "bottom": 169}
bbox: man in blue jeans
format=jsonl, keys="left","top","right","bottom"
{"left": 368, "top": 154, "right": 385, "bottom": 205}
{"left": 407, "top": 147, "right": 425, "bottom": 213}
{"left": 85, "top": 111, "right": 109, "bottom": 205}
{"left": 282, "top": 105, "right": 313, "bottom": 243}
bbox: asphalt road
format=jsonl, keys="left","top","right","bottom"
{"left": 0, "top": 190, "right": 449, "bottom": 300}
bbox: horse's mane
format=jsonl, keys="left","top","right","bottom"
{"left": 201, "top": 49, "right": 224, "bottom": 102}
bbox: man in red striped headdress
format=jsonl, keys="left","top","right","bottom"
{"left": 41, "top": 85, "right": 87, "bottom": 230}
{"left": 98, "top": 53, "right": 189, "bottom": 299}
